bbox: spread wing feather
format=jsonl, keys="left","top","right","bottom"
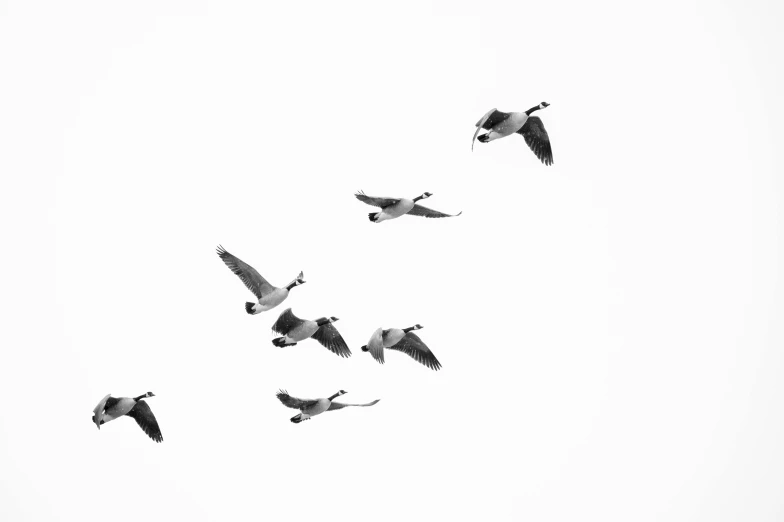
{"left": 387, "top": 332, "right": 442, "bottom": 371}
{"left": 312, "top": 323, "right": 352, "bottom": 358}
{"left": 407, "top": 204, "right": 462, "bottom": 219}
{"left": 216, "top": 245, "right": 274, "bottom": 299}
{"left": 328, "top": 399, "right": 380, "bottom": 411}
{"left": 355, "top": 191, "right": 400, "bottom": 209}
{"left": 126, "top": 400, "right": 163, "bottom": 443}
{"left": 276, "top": 390, "right": 319, "bottom": 410}
{"left": 271, "top": 308, "right": 305, "bottom": 335}
{"left": 517, "top": 116, "right": 553, "bottom": 166}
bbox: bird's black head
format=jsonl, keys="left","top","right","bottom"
{"left": 361, "top": 345, "right": 369, "bottom": 352}
{"left": 541, "top": 101, "right": 550, "bottom": 108}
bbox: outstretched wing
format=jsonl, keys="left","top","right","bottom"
{"left": 407, "top": 204, "right": 462, "bottom": 219}
{"left": 216, "top": 245, "right": 274, "bottom": 299}
{"left": 355, "top": 191, "right": 400, "bottom": 209}
{"left": 276, "top": 390, "right": 318, "bottom": 410}
{"left": 517, "top": 116, "right": 553, "bottom": 166}
{"left": 271, "top": 308, "right": 305, "bottom": 335}
{"left": 366, "top": 327, "right": 385, "bottom": 365}
{"left": 312, "top": 323, "right": 352, "bottom": 358}
{"left": 387, "top": 332, "right": 442, "bottom": 370}
{"left": 328, "top": 399, "right": 380, "bottom": 411}
{"left": 126, "top": 400, "right": 163, "bottom": 443}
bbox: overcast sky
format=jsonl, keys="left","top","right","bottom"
{"left": 1, "top": 0, "right": 783, "bottom": 520}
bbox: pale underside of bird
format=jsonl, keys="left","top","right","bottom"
{"left": 276, "top": 389, "right": 380, "bottom": 423}
{"left": 217, "top": 245, "right": 305, "bottom": 315}
{"left": 271, "top": 308, "right": 352, "bottom": 358}
{"left": 355, "top": 191, "right": 462, "bottom": 223}
{"left": 362, "top": 325, "right": 442, "bottom": 371}
{"left": 92, "top": 392, "right": 163, "bottom": 443}
{"left": 472, "top": 101, "right": 553, "bottom": 165}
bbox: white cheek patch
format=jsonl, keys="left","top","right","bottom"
{"left": 540, "top": 103, "right": 546, "bottom": 109}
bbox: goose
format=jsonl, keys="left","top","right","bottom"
{"left": 217, "top": 245, "right": 305, "bottom": 314}
{"left": 91, "top": 392, "right": 163, "bottom": 442}
{"left": 276, "top": 389, "right": 380, "bottom": 423}
{"left": 361, "top": 324, "right": 441, "bottom": 371}
{"left": 472, "top": 102, "right": 553, "bottom": 165}
{"left": 271, "top": 308, "right": 351, "bottom": 358}
{"left": 355, "top": 191, "right": 462, "bottom": 223}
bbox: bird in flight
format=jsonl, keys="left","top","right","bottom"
{"left": 276, "top": 389, "right": 380, "bottom": 423}
{"left": 472, "top": 101, "right": 553, "bottom": 165}
{"left": 355, "top": 191, "right": 462, "bottom": 223}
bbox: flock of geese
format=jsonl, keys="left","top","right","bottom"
{"left": 91, "top": 101, "right": 554, "bottom": 441}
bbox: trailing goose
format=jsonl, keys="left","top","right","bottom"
{"left": 276, "top": 389, "right": 380, "bottom": 423}
{"left": 91, "top": 392, "right": 163, "bottom": 442}
{"left": 271, "top": 308, "right": 351, "bottom": 358}
{"left": 361, "top": 324, "right": 441, "bottom": 371}
{"left": 217, "top": 245, "right": 305, "bottom": 315}
{"left": 472, "top": 102, "right": 553, "bottom": 165}
{"left": 355, "top": 191, "right": 462, "bottom": 223}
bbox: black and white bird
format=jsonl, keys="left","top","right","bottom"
{"left": 91, "top": 392, "right": 163, "bottom": 443}
{"left": 355, "top": 191, "right": 462, "bottom": 223}
{"left": 361, "top": 324, "right": 442, "bottom": 371}
{"left": 217, "top": 245, "right": 305, "bottom": 315}
{"left": 276, "top": 389, "right": 380, "bottom": 423}
{"left": 472, "top": 102, "right": 553, "bottom": 165}
{"left": 271, "top": 308, "right": 351, "bottom": 358}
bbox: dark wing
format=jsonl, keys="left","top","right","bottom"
{"left": 475, "top": 109, "right": 511, "bottom": 129}
{"left": 276, "top": 390, "right": 318, "bottom": 410}
{"left": 126, "top": 400, "right": 163, "bottom": 443}
{"left": 312, "top": 323, "right": 352, "bottom": 358}
{"left": 271, "top": 308, "right": 305, "bottom": 335}
{"left": 517, "top": 116, "right": 553, "bottom": 166}
{"left": 407, "top": 204, "right": 462, "bottom": 219}
{"left": 387, "top": 332, "right": 442, "bottom": 370}
{"left": 355, "top": 191, "right": 400, "bottom": 209}
{"left": 216, "top": 245, "right": 274, "bottom": 299}
{"left": 328, "top": 399, "right": 380, "bottom": 411}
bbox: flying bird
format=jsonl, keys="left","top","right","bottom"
{"left": 472, "top": 101, "right": 553, "bottom": 165}
{"left": 276, "top": 389, "right": 380, "bottom": 423}
{"left": 271, "top": 308, "right": 351, "bottom": 358}
{"left": 361, "top": 324, "right": 441, "bottom": 371}
{"left": 91, "top": 392, "right": 163, "bottom": 442}
{"left": 217, "top": 245, "right": 305, "bottom": 314}
{"left": 355, "top": 191, "right": 462, "bottom": 223}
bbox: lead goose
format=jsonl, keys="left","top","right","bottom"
{"left": 276, "top": 389, "right": 380, "bottom": 423}
{"left": 361, "top": 324, "right": 442, "bottom": 371}
{"left": 91, "top": 392, "right": 163, "bottom": 442}
{"left": 472, "top": 102, "right": 553, "bottom": 165}
{"left": 271, "top": 308, "right": 351, "bottom": 358}
{"left": 217, "top": 245, "right": 305, "bottom": 314}
{"left": 355, "top": 191, "right": 462, "bottom": 223}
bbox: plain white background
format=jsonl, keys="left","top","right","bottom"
{"left": 1, "top": 0, "right": 782, "bottom": 520}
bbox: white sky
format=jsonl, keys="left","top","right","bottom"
{"left": 1, "top": 0, "right": 783, "bottom": 520}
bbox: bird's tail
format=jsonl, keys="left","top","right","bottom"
{"left": 272, "top": 337, "right": 295, "bottom": 347}
{"left": 477, "top": 134, "right": 490, "bottom": 143}
{"left": 290, "top": 414, "right": 304, "bottom": 424}
{"left": 368, "top": 212, "right": 379, "bottom": 223}
{"left": 245, "top": 302, "right": 259, "bottom": 315}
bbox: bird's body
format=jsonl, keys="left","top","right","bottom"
{"left": 91, "top": 392, "right": 163, "bottom": 442}
{"left": 473, "top": 101, "right": 553, "bottom": 165}
{"left": 362, "top": 324, "right": 442, "bottom": 370}
{"left": 217, "top": 245, "right": 305, "bottom": 315}
{"left": 271, "top": 308, "right": 351, "bottom": 357}
{"left": 355, "top": 191, "right": 461, "bottom": 223}
{"left": 276, "top": 389, "right": 380, "bottom": 423}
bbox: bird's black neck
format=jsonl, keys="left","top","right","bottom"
{"left": 328, "top": 392, "right": 341, "bottom": 401}
{"left": 133, "top": 394, "right": 147, "bottom": 402}
{"left": 285, "top": 281, "right": 299, "bottom": 291}
{"left": 525, "top": 105, "right": 542, "bottom": 116}
{"left": 316, "top": 317, "right": 331, "bottom": 326}
{"left": 403, "top": 326, "right": 419, "bottom": 333}
{"left": 413, "top": 195, "right": 425, "bottom": 202}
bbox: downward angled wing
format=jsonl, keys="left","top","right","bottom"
{"left": 216, "top": 245, "right": 274, "bottom": 299}
{"left": 312, "top": 323, "right": 352, "bottom": 358}
{"left": 407, "top": 204, "right": 462, "bottom": 219}
{"left": 271, "top": 308, "right": 305, "bottom": 335}
{"left": 387, "top": 332, "right": 442, "bottom": 370}
{"left": 276, "top": 390, "right": 319, "bottom": 410}
{"left": 517, "top": 116, "right": 553, "bottom": 166}
{"left": 328, "top": 399, "right": 380, "bottom": 411}
{"left": 126, "top": 400, "right": 163, "bottom": 442}
{"left": 92, "top": 393, "right": 112, "bottom": 429}
{"left": 367, "top": 327, "right": 385, "bottom": 364}
{"left": 473, "top": 108, "right": 510, "bottom": 150}
{"left": 355, "top": 191, "right": 400, "bottom": 209}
